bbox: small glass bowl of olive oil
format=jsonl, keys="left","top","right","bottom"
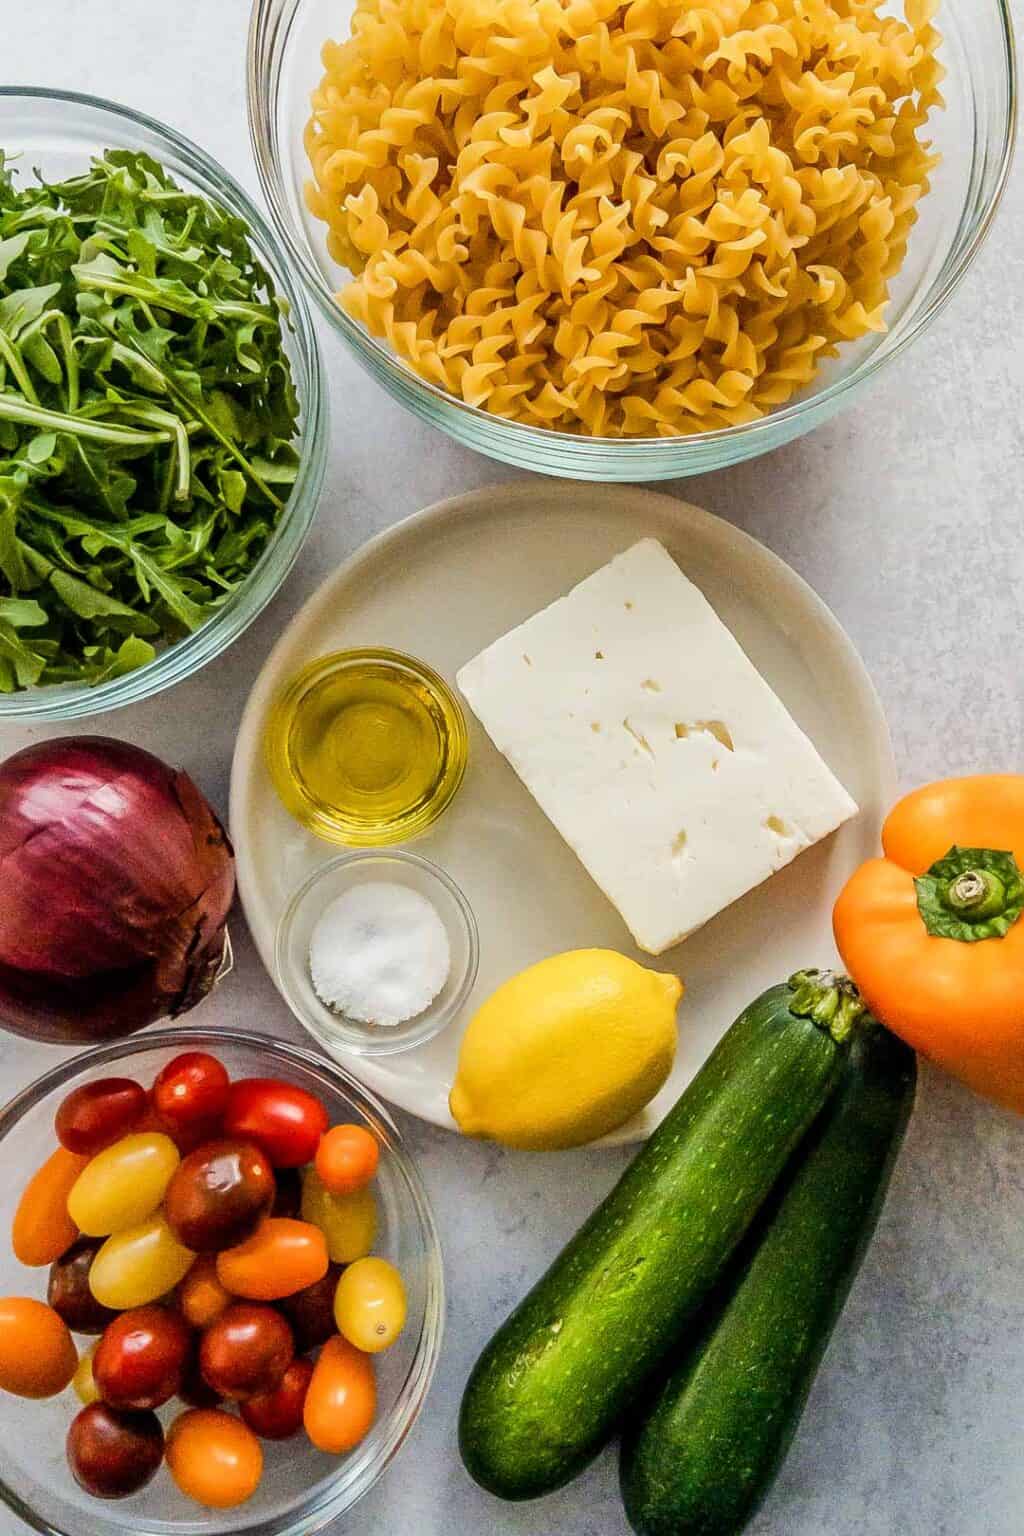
{"left": 265, "top": 648, "right": 469, "bottom": 846}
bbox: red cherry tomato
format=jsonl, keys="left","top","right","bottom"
{"left": 277, "top": 1264, "right": 343, "bottom": 1353}
{"left": 153, "top": 1053, "right": 230, "bottom": 1136}
{"left": 93, "top": 1305, "right": 191, "bottom": 1410}
{"left": 240, "top": 1355, "right": 314, "bottom": 1440}
{"left": 67, "top": 1403, "right": 163, "bottom": 1499}
{"left": 223, "top": 1079, "right": 328, "bottom": 1168}
{"left": 55, "top": 1079, "right": 147, "bottom": 1156}
{"left": 199, "top": 1303, "right": 294, "bottom": 1401}
{"left": 47, "top": 1238, "right": 118, "bottom": 1335}
{"left": 163, "top": 1140, "right": 274, "bottom": 1253}
{"left": 315, "top": 1124, "right": 380, "bottom": 1195}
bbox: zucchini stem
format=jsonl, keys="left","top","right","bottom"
{"left": 787, "top": 969, "right": 866, "bottom": 1044}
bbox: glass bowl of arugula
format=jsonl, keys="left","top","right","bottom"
{"left": 0, "top": 88, "right": 327, "bottom": 720}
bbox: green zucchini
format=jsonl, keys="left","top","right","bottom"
{"left": 458, "top": 970, "right": 865, "bottom": 1501}
{"left": 620, "top": 1021, "right": 916, "bottom": 1536}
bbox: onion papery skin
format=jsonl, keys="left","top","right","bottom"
{"left": 0, "top": 737, "right": 235, "bottom": 1043}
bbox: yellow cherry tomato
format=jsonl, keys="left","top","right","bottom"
{"left": 89, "top": 1215, "right": 195, "bottom": 1311}
{"left": 333, "top": 1257, "right": 407, "bottom": 1353}
{"left": 68, "top": 1133, "right": 180, "bottom": 1237}
{"left": 73, "top": 1343, "right": 100, "bottom": 1406}
{"left": 166, "top": 1408, "right": 263, "bottom": 1509}
{"left": 0, "top": 1297, "right": 77, "bottom": 1398}
{"left": 300, "top": 1167, "right": 376, "bottom": 1264}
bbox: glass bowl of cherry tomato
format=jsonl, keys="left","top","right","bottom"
{"left": 0, "top": 1029, "right": 444, "bottom": 1536}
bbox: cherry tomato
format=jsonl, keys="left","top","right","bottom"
{"left": 277, "top": 1264, "right": 343, "bottom": 1353}
{"left": 164, "top": 1139, "right": 274, "bottom": 1253}
{"left": 217, "top": 1219, "right": 328, "bottom": 1301}
{"left": 224, "top": 1079, "right": 328, "bottom": 1168}
{"left": 93, "top": 1305, "right": 191, "bottom": 1410}
{"left": 48, "top": 1238, "right": 118, "bottom": 1335}
{"left": 152, "top": 1052, "right": 230, "bottom": 1136}
{"left": 89, "top": 1215, "right": 195, "bottom": 1311}
{"left": 177, "top": 1253, "right": 232, "bottom": 1329}
{"left": 166, "top": 1408, "right": 263, "bottom": 1509}
{"left": 304, "top": 1335, "right": 376, "bottom": 1454}
{"left": 301, "top": 1166, "right": 377, "bottom": 1263}
{"left": 55, "top": 1078, "right": 147, "bottom": 1156}
{"left": 132, "top": 1103, "right": 211, "bottom": 1156}
{"left": 178, "top": 1346, "right": 222, "bottom": 1409}
{"left": 68, "top": 1133, "right": 180, "bottom": 1237}
{"left": 241, "top": 1356, "right": 314, "bottom": 1440}
{"left": 315, "top": 1124, "right": 380, "bottom": 1195}
{"left": 199, "top": 1303, "right": 294, "bottom": 1401}
{"left": 272, "top": 1166, "right": 302, "bottom": 1219}
{"left": 67, "top": 1403, "right": 163, "bottom": 1499}
{"left": 73, "top": 1343, "right": 100, "bottom": 1406}
{"left": 333, "top": 1257, "right": 407, "bottom": 1353}
{"left": 0, "top": 1297, "right": 77, "bottom": 1397}
{"left": 12, "top": 1146, "right": 88, "bottom": 1267}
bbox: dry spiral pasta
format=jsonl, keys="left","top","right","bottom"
{"left": 305, "top": 0, "right": 943, "bottom": 437}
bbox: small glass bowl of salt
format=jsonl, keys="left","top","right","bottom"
{"left": 275, "top": 850, "right": 480, "bottom": 1056}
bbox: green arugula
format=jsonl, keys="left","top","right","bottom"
{"left": 0, "top": 149, "right": 301, "bottom": 689}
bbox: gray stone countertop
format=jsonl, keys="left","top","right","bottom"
{"left": 3, "top": 4, "right": 1023, "bottom": 1533}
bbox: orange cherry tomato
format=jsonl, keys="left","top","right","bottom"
{"left": 12, "top": 1146, "right": 88, "bottom": 1267}
{"left": 217, "top": 1219, "right": 328, "bottom": 1302}
{"left": 314, "top": 1125, "right": 380, "bottom": 1196}
{"left": 304, "top": 1336, "right": 376, "bottom": 1453}
{"left": 166, "top": 1408, "right": 263, "bottom": 1509}
{"left": 177, "top": 1254, "right": 232, "bottom": 1329}
{"left": 0, "top": 1297, "right": 77, "bottom": 1398}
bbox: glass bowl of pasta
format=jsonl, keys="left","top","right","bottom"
{"left": 248, "top": 0, "right": 1015, "bottom": 481}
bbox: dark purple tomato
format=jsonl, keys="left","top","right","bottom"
{"left": 67, "top": 1403, "right": 163, "bottom": 1499}
{"left": 163, "top": 1140, "right": 275, "bottom": 1253}
{"left": 276, "top": 1264, "right": 343, "bottom": 1353}
{"left": 271, "top": 1166, "right": 302, "bottom": 1219}
{"left": 199, "top": 1304, "right": 294, "bottom": 1402}
{"left": 224, "top": 1080, "right": 328, "bottom": 1168}
{"left": 240, "top": 1356, "right": 314, "bottom": 1440}
{"left": 55, "top": 1079, "right": 147, "bottom": 1156}
{"left": 93, "top": 1305, "right": 191, "bottom": 1411}
{"left": 177, "top": 1345, "right": 223, "bottom": 1410}
{"left": 47, "top": 1238, "right": 118, "bottom": 1335}
{"left": 152, "top": 1052, "right": 230, "bottom": 1137}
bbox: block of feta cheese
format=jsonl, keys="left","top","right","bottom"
{"left": 456, "top": 538, "right": 858, "bottom": 955}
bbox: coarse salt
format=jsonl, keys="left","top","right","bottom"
{"left": 309, "top": 881, "right": 451, "bottom": 1028}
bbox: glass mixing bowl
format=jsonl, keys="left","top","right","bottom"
{"left": 0, "top": 89, "right": 327, "bottom": 722}
{"left": 247, "top": 0, "right": 1015, "bottom": 481}
{"left": 0, "top": 1028, "right": 444, "bottom": 1536}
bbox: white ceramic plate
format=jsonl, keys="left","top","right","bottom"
{"left": 231, "top": 483, "right": 895, "bottom": 1144}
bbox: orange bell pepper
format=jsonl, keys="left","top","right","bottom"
{"left": 833, "top": 775, "right": 1024, "bottom": 1112}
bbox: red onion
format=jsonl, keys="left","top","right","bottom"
{"left": 0, "top": 737, "right": 235, "bottom": 1044}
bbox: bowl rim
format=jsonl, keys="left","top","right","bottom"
{"left": 274, "top": 847, "right": 482, "bottom": 1057}
{"left": 246, "top": 0, "right": 1017, "bottom": 456}
{"left": 0, "top": 1025, "right": 445, "bottom": 1536}
{"left": 0, "top": 85, "right": 328, "bottom": 723}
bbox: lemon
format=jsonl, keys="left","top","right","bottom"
{"left": 449, "top": 949, "right": 682, "bottom": 1150}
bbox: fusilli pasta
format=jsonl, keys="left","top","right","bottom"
{"left": 305, "top": 0, "right": 942, "bottom": 436}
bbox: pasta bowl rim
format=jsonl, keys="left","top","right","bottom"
{"left": 246, "top": 0, "right": 1017, "bottom": 470}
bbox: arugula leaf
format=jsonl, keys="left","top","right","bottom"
{"left": 0, "top": 148, "right": 302, "bottom": 688}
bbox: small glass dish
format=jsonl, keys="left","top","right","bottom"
{"left": 0, "top": 1028, "right": 443, "bottom": 1536}
{"left": 275, "top": 850, "right": 480, "bottom": 1056}
{"left": 264, "top": 648, "right": 468, "bottom": 847}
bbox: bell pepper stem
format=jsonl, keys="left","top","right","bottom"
{"left": 915, "top": 846, "right": 1024, "bottom": 943}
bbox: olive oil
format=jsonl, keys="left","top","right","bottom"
{"left": 266, "top": 649, "right": 468, "bottom": 845}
